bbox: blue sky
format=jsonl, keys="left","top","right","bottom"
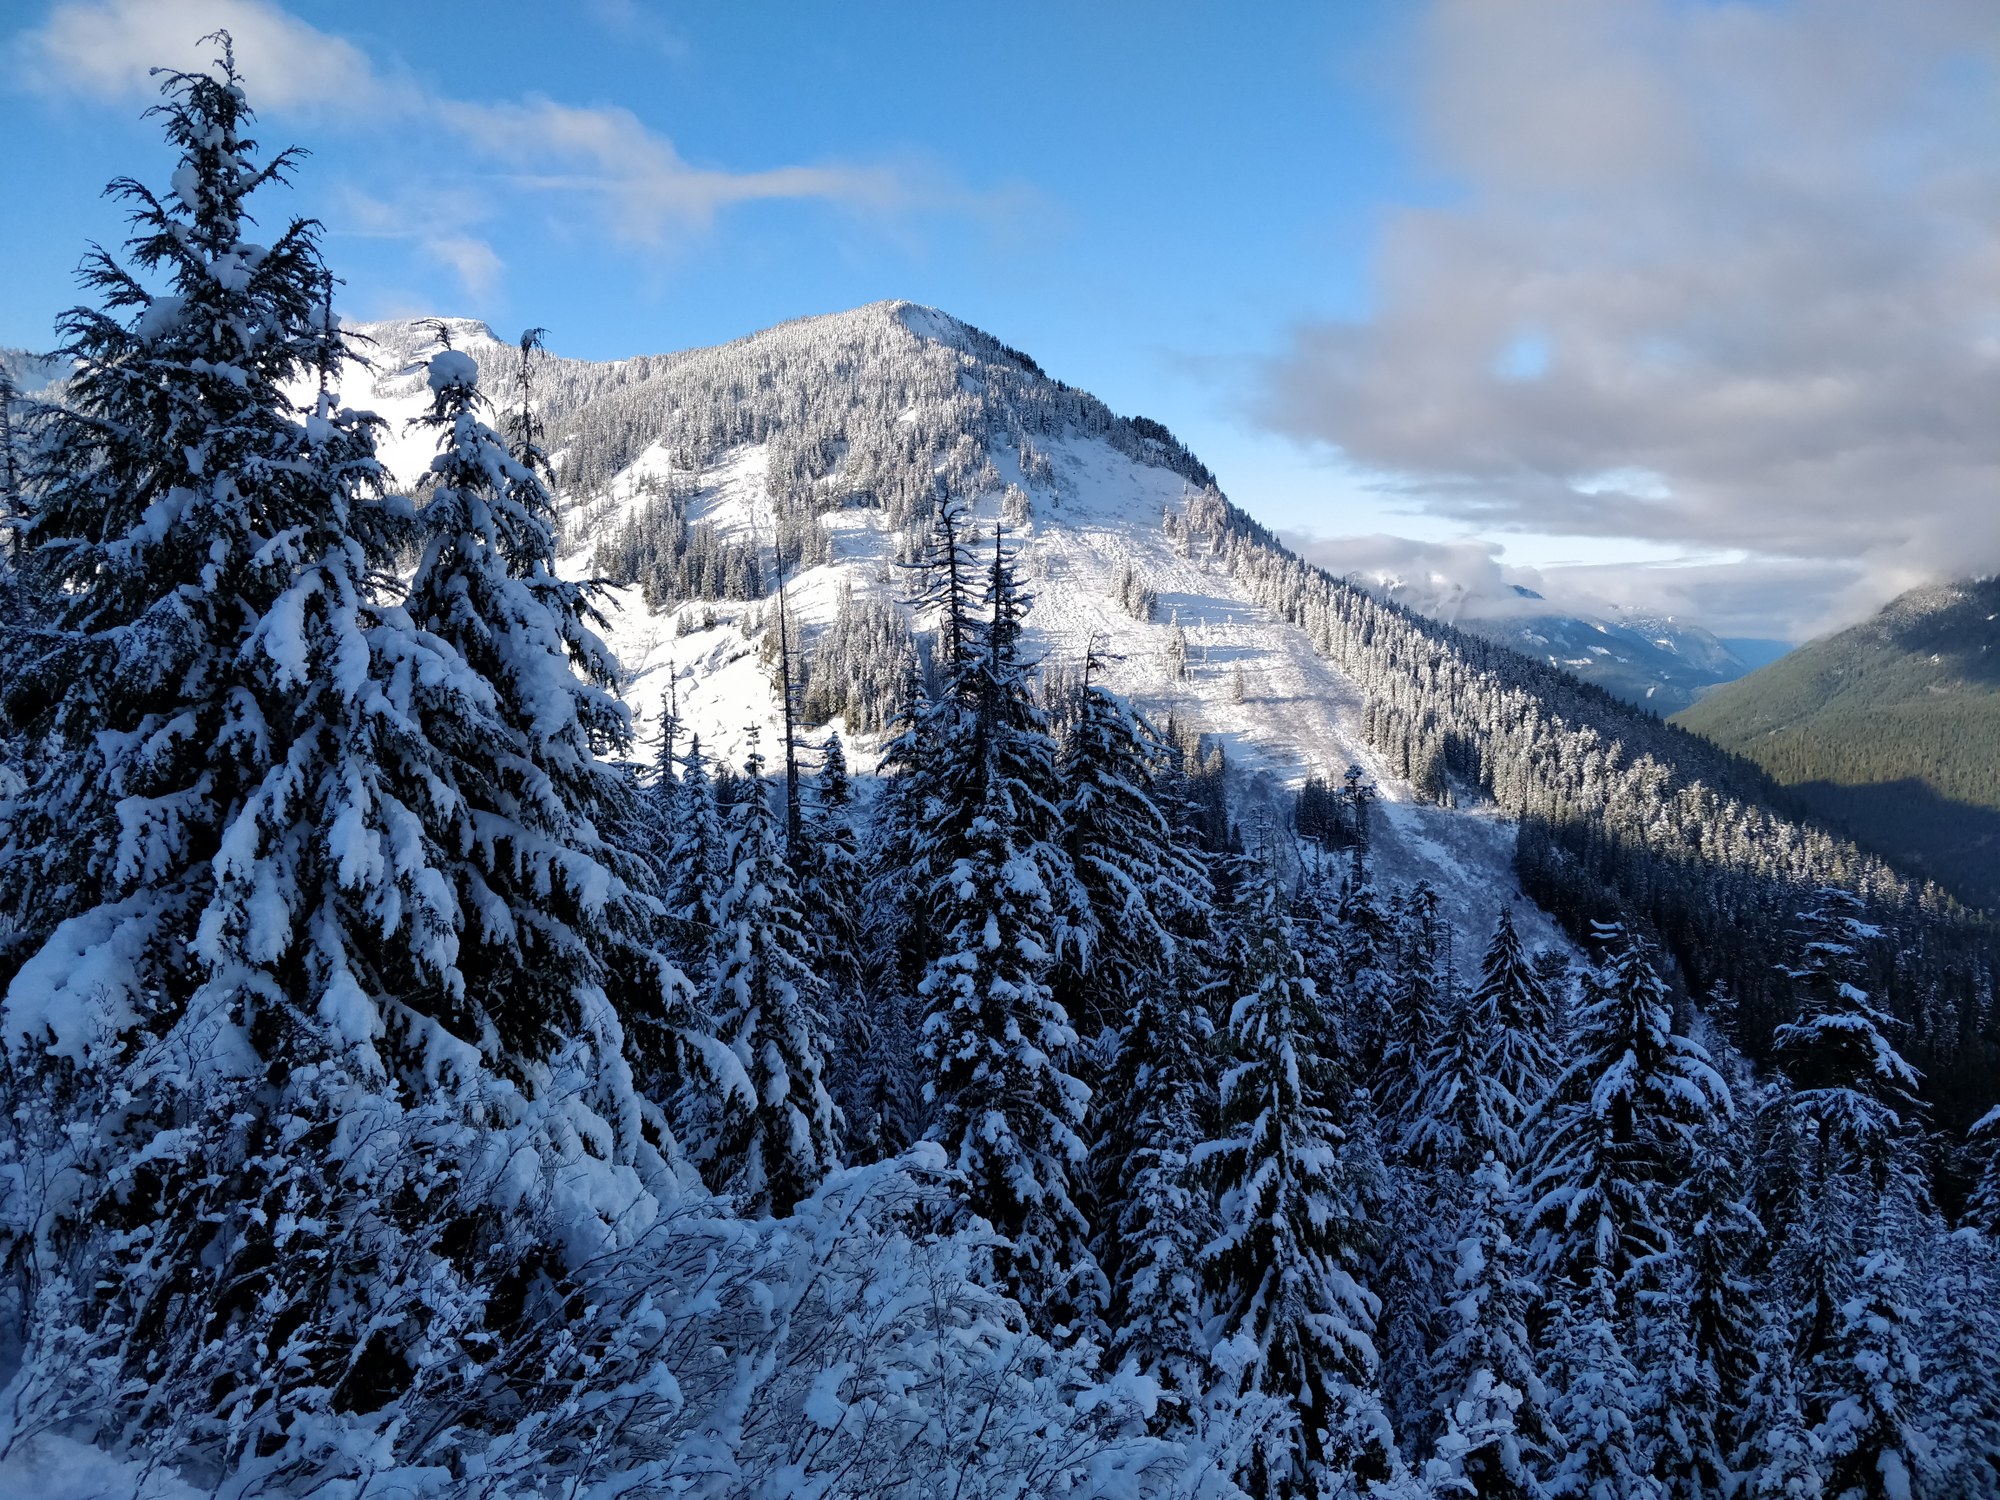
{"left": 3, "top": 1, "right": 1994, "bottom": 639}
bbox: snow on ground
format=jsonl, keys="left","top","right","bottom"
{"left": 565, "top": 429, "right": 1566, "bottom": 955}
{"left": 0, "top": 1433, "right": 205, "bottom": 1500}
{"left": 335, "top": 327, "right": 1566, "bottom": 958}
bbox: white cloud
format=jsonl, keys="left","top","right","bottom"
{"left": 18, "top": 0, "right": 924, "bottom": 249}
{"left": 335, "top": 187, "right": 505, "bottom": 304}
{"left": 419, "top": 235, "right": 504, "bottom": 302}
{"left": 1260, "top": 0, "right": 2000, "bottom": 636}
{"left": 18, "top": 0, "right": 403, "bottom": 115}
{"left": 1282, "top": 527, "right": 1868, "bottom": 642}
{"left": 438, "top": 98, "right": 907, "bottom": 245}
{"left": 1282, "top": 531, "right": 1544, "bottom": 623}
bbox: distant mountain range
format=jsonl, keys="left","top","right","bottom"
{"left": 1673, "top": 576, "right": 2000, "bottom": 912}
{"left": 1337, "top": 566, "right": 1778, "bottom": 716}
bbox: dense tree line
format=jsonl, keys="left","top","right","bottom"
{"left": 794, "top": 582, "right": 917, "bottom": 735}
{"left": 1165, "top": 491, "right": 2000, "bottom": 1156}
{"left": 344, "top": 290, "right": 1214, "bottom": 553}
{"left": 591, "top": 477, "right": 769, "bottom": 606}
{"left": 334, "top": 260, "right": 2000, "bottom": 1165}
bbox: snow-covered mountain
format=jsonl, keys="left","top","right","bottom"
{"left": 334, "top": 303, "right": 1564, "bottom": 948}
{"left": 1464, "top": 604, "right": 1749, "bottom": 714}
{"left": 0, "top": 348, "right": 67, "bottom": 396}
{"left": 1349, "top": 573, "right": 1753, "bottom": 715}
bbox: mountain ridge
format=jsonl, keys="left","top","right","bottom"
{"left": 330, "top": 302, "right": 1562, "bottom": 951}
{"left": 309, "top": 302, "right": 1998, "bottom": 1132}
{"left": 11, "top": 301, "right": 1992, "bottom": 1090}
{"left": 1673, "top": 575, "right": 2000, "bottom": 912}
{"left": 1347, "top": 568, "right": 1757, "bottom": 714}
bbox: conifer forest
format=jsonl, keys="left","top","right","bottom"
{"left": 0, "top": 47, "right": 1995, "bottom": 1500}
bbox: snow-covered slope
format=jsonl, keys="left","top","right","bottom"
{"left": 338, "top": 302, "right": 1564, "bottom": 948}
{"left": 0, "top": 346, "right": 69, "bottom": 398}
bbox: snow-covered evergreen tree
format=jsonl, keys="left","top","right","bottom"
{"left": 1966, "top": 1104, "right": 2000, "bottom": 1237}
{"left": 1334, "top": 870, "right": 1398, "bottom": 1081}
{"left": 1811, "top": 1219, "right": 1929, "bottom": 1500}
{"left": 403, "top": 329, "right": 677, "bottom": 1067}
{"left": 1666, "top": 1111, "right": 1764, "bottom": 1486}
{"left": 866, "top": 659, "right": 943, "bottom": 1000}
{"left": 1199, "top": 856, "right": 1395, "bottom": 1496}
{"left": 1086, "top": 711, "right": 1222, "bottom": 1404}
{"left": 1095, "top": 966, "right": 1217, "bottom": 1412}
{"left": 1054, "top": 666, "right": 1204, "bottom": 1044}
{"left": 918, "top": 538, "right": 1096, "bottom": 1330}
{"left": 1525, "top": 923, "right": 1730, "bottom": 1301}
{"left": 1377, "top": 880, "right": 1448, "bottom": 1138}
{"left": 1915, "top": 1226, "right": 2000, "bottom": 1500}
{"left": 663, "top": 734, "right": 727, "bottom": 975}
{"left": 1633, "top": 1252, "right": 1729, "bottom": 1500}
{"left": 1404, "top": 979, "right": 1518, "bottom": 1176}
{"left": 1426, "top": 1155, "right": 1555, "bottom": 1498}
{"left": 1736, "top": 1313, "right": 1828, "bottom": 1500}
{"left": 1545, "top": 1274, "right": 1663, "bottom": 1500}
{"left": 799, "top": 730, "right": 866, "bottom": 994}
{"left": 1762, "top": 892, "right": 1933, "bottom": 1495}
{"left": 704, "top": 742, "right": 840, "bottom": 1215}
{"left": 1467, "top": 907, "right": 1562, "bottom": 1131}
{"left": 799, "top": 730, "right": 883, "bottom": 1160}
{"left": 0, "top": 49, "right": 661, "bottom": 1481}
{"left": 1288, "top": 858, "right": 1354, "bottom": 1069}
{"left": 1769, "top": 890, "right": 1924, "bottom": 1199}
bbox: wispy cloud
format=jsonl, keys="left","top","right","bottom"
{"left": 581, "top": 0, "right": 691, "bottom": 63}
{"left": 329, "top": 186, "right": 504, "bottom": 302}
{"left": 437, "top": 97, "right": 909, "bottom": 245}
{"left": 18, "top": 0, "right": 407, "bottom": 115}
{"left": 1259, "top": 0, "right": 2000, "bottom": 635}
{"left": 17, "top": 0, "right": 941, "bottom": 250}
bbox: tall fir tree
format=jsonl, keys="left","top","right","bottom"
{"left": 1769, "top": 890, "right": 1924, "bottom": 1201}
{"left": 797, "top": 730, "right": 883, "bottom": 1159}
{"left": 1810, "top": 1211, "right": 1929, "bottom": 1500}
{"left": 1544, "top": 1273, "right": 1664, "bottom": 1500}
{"left": 0, "top": 49, "right": 663, "bottom": 1473}
{"left": 917, "top": 535, "right": 1095, "bottom": 1329}
{"left": 705, "top": 742, "right": 839, "bottom": 1215}
{"left": 662, "top": 734, "right": 726, "bottom": 980}
{"left": 1053, "top": 663, "right": 1202, "bottom": 1045}
{"left": 1199, "top": 856, "right": 1394, "bottom": 1497}
{"left": 1094, "top": 966, "right": 1217, "bottom": 1411}
{"left": 1633, "top": 1252, "right": 1730, "bottom": 1500}
{"left": 1915, "top": 1226, "right": 2000, "bottom": 1500}
{"left": 403, "top": 329, "right": 675, "bottom": 1066}
{"left": 1426, "top": 1155, "right": 1556, "bottom": 1499}
{"left": 1334, "top": 868, "right": 1397, "bottom": 1080}
{"left": 1667, "top": 1111, "right": 1764, "bottom": 1484}
{"left": 1735, "top": 1313, "right": 1827, "bottom": 1500}
{"left": 866, "top": 659, "right": 943, "bottom": 1003}
{"left": 1525, "top": 923, "right": 1730, "bottom": 1302}
{"left": 1376, "top": 880, "right": 1448, "bottom": 1139}
{"left": 1467, "top": 907, "right": 1563, "bottom": 1132}
{"left": 798, "top": 730, "right": 866, "bottom": 997}
{"left": 1403, "top": 977, "right": 1519, "bottom": 1176}
{"left": 1764, "top": 890, "right": 1931, "bottom": 1492}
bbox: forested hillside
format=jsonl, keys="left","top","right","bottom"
{"left": 1674, "top": 577, "right": 2000, "bottom": 912}
{"left": 0, "top": 49, "right": 1995, "bottom": 1500}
